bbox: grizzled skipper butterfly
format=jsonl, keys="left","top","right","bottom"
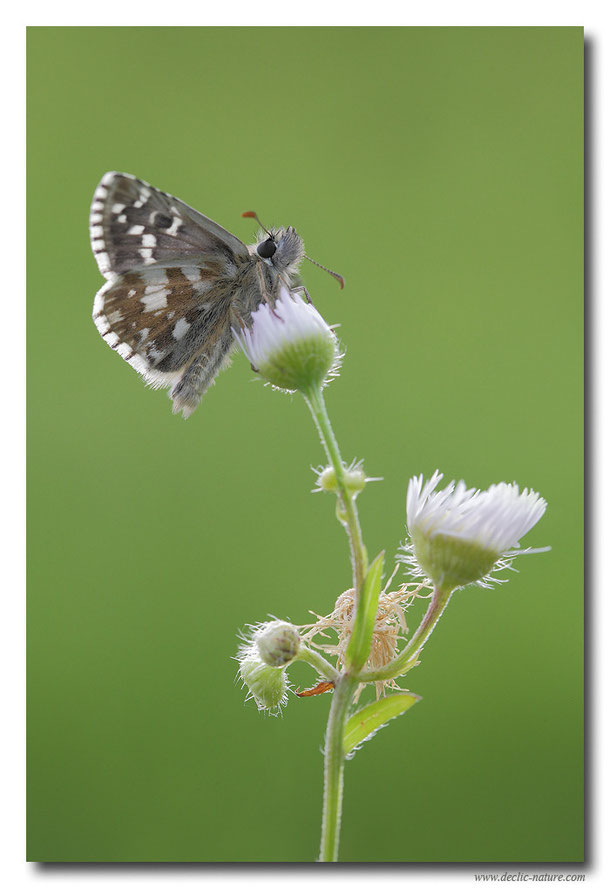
{"left": 90, "top": 172, "right": 343, "bottom": 417}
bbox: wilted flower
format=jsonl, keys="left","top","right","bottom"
{"left": 401, "top": 471, "right": 548, "bottom": 589}
{"left": 232, "top": 286, "right": 341, "bottom": 394}
{"left": 301, "top": 576, "right": 430, "bottom": 698}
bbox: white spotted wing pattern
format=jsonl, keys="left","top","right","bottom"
{"left": 90, "top": 172, "right": 306, "bottom": 417}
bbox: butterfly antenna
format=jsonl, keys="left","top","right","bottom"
{"left": 305, "top": 255, "right": 345, "bottom": 290}
{"left": 241, "top": 210, "right": 273, "bottom": 239}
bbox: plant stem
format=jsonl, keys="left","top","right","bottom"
{"left": 303, "top": 387, "right": 368, "bottom": 862}
{"left": 304, "top": 386, "right": 368, "bottom": 594}
{"left": 357, "top": 582, "right": 455, "bottom": 683}
{"left": 297, "top": 645, "right": 341, "bottom": 682}
{"left": 319, "top": 673, "right": 357, "bottom": 862}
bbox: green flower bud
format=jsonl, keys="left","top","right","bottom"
{"left": 255, "top": 621, "right": 301, "bottom": 667}
{"left": 239, "top": 655, "right": 289, "bottom": 714}
{"left": 317, "top": 464, "right": 366, "bottom": 495}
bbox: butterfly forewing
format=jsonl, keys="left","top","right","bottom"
{"left": 90, "top": 171, "right": 250, "bottom": 278}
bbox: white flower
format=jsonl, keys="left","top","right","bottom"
{"left": 232, "top": 286, "right": 341, "bottom": 394}
{"left": 402, "top": 470, "right": 548, "bottom": 589}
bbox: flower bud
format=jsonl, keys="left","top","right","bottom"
{"left": 255, "top": 620, "right": 301, "bottom": 667}
{"left": 239, "top": 655, "right": 289, "bottom": 714}
{"left": 317, "top": 464, "right": 366, "bottom": 496}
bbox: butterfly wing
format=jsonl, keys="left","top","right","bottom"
{"left": 93, "top": 265, "right": 237, "bottom": 417}
{"left": 90, "top": 171, "right": 250, "bottom": 278}
{"left": 90, "top": 173, "right": 259, "bottom": 416}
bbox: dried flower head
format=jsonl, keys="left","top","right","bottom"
{"left": 302, "top": 574, "right": 431, "bottom": 698}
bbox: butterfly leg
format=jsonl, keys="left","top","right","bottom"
{"left": 291, "top": 285, "right": 313, "bottom": 305}
{"left": 230, "top": 307, "right": 259, "bottom": 373}
{"left": 230, "top": 306, "right": 248, "bottom": 332}
{"left": 256, "top": 263, "right": 282, "bottom": 319}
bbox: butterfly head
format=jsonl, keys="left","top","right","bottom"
{"left": 255, "top": 226, "right": 305, "bottom": 278}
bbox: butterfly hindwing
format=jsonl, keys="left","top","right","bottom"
{"left": 93, "top": 265, "right": 236, "bottom": 407}
{"left": 90, "top": 171, "right": 250, "bottom": 278}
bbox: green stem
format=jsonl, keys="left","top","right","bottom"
{"left": 297, "top": 645, "right": 341, "bottom": 682}
{"left": 302, "top": 387, "right": 370, "bottom": 861}
{"left": 319, "top": 674, "right": 357, "bottom": 862}
{"left": 357, "top": 582, "right": 455, "bottom": 683}
{"left": 304, "top": 387, "right": 368, "bottom": 594}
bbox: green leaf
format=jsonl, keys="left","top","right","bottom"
{"left": 344, "top": 551, "right": 384, "bottom": 671}
{"left": 343, "top": 692, "right": 421, "bottom": 756}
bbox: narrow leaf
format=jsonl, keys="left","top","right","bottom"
{"left": 344, "top": 551, "right": 384, "bottom": 671}
{"left": 343, "top": 692, "right": 421, "bottom": 756}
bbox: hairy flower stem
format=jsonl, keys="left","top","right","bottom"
{"left": 319, "top": 673, "right": 357, "bottom": 862}
{"left": 357, "top": 582, "right": 454, "bottom": 684}
{"left": 297, "top": 645, "right": 341, "bottom": 682}
{"left": 302, "top": 386, "right": 370, "bottom": 861}
{"left": 304, "top": 386, "right": 368, "bottom": 594}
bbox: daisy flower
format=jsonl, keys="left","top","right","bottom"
{"left": 402, "top": 471, "right": 548, "bottom": 589}
{"left": 233, "top": 286, "right": 341, "bottom": 394}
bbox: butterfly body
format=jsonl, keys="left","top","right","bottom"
{"left": 90, "top": 172, "right": 305, "bottom": 417}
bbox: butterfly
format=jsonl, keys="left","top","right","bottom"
{"left": 90, "top": 172, "right": 343, "bottom": 418}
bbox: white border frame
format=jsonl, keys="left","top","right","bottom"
{"left": 7, "top": 4, "right": 606, "bottom": 885}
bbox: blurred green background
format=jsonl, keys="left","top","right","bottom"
{"left": 27, "top": 27, "right": 583, "bottom": 862}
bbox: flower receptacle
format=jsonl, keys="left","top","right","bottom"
{"left": 412, "top": 529, "right": 499, "bottom": 590}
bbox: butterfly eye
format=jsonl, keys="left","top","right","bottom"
{"left": 257, "top": 238, "right": 277, "bottom": 259}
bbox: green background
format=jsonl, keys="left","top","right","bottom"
{"left": 27, "top": 27, "right": 583, "bottom": 862}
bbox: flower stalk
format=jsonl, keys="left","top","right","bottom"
{"left": 301, "top": 385, "right": 374, "bottom": 861}
{"left": 356, "top": 582, "right": 454, "bottom": 683}
{"left": 296, "top": 644, "right": 341, "bottom": 683}
{"left": 319, "top": 673, "right": 358, "bottom": 862}
{"left": 304, "top": 385, "right": 368, "bottom": 595}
